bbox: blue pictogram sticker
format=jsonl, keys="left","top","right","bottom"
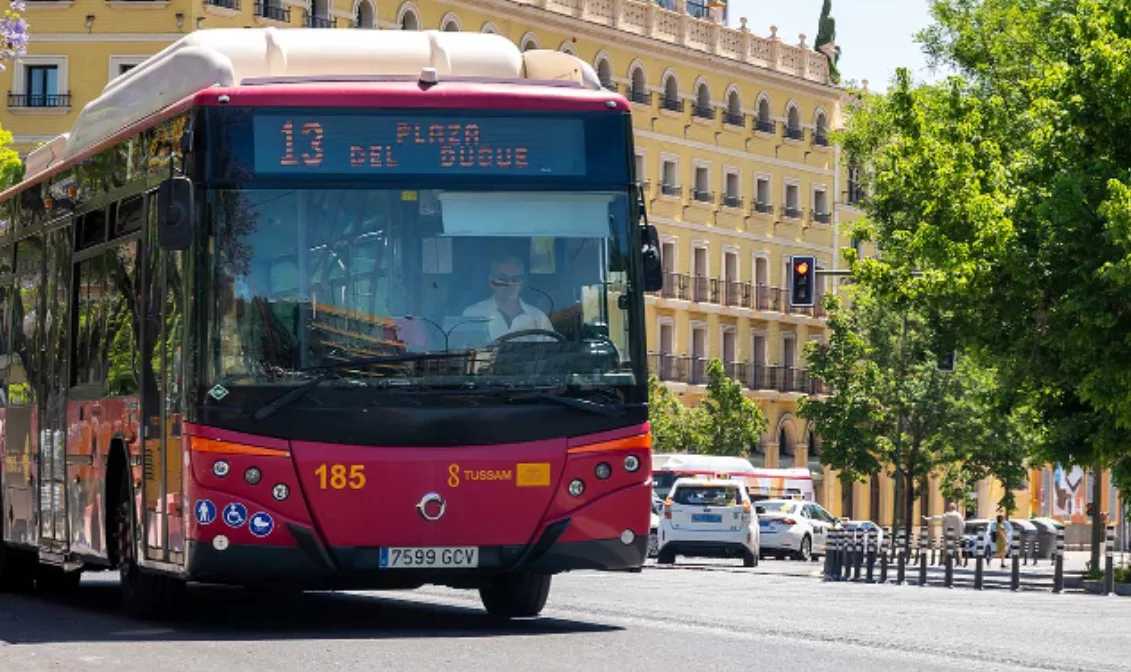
{"left": 223, "top": 502, "right": 248, "bottom": 528}
{"left": 195, "top": 499, "right": 216, "bottom": 526}
{"left": 249, "top": 512, "right": 274, "bottom": 538}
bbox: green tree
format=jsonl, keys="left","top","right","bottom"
{"left": 839, "top": 0, "right": 1131, "bottom": 566}
{"left": 648, "top": 375, "right": 706, "bottom": 453}
{"left": 698, "top": 358, "right": 768, "bottom": 457}
{"left": 799, "top": 287, "right": 1030, "bottom": 542}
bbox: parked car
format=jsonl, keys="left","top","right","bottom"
{"left": 755, "top": 499, "right": 839, "bottom": 561}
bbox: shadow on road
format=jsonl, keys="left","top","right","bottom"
{"left": 0, "top": 575, "right": 621, "bottom": 645}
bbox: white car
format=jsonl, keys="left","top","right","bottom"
{"left": 655, "top": 478, "right": 760, "bottom": 567}
{"left": 755, "top": 499, "right": 838, "bottom": 561}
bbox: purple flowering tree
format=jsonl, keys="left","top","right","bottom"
{"left": 0, "top": 1, "right": 28, "bottom": 67}
{"left": 0, "top": 1, "right": 28, "bottom": 188}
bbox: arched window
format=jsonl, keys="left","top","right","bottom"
{"left": 786, "top": 102, "right": 802, "bottom": 140}
{"left": 595, "top": 56, "right": 614, "bottom": 90}
{"left": 440, "top": 13, "right": 460, "bottom": 32}
{"left": 398, "top": 3, "right": 419, "bottom": 30}
{"left": 814, "top": 110, "right": 829, "bottom": 146}
{"left": 354, "top": 0, "right": 375, "bottom": 28}
{"left": 756, "top": 95, "right": 772, "bottom": 133}
{"left": 629, "top": 65, "right": 647, "bottom": 104}
{"left": 662, "top": 72, "right": 679, "bottom": 112}
{"left": 519, "top": 32, "right": 540, "bottom": 51}
{"left": 693, "top": 80, "right": 712, "bottom": 120}
{"left": 725, "top": 88, "right": 742, "bottom": 126}
{"left": 481, "top": 21, "right": 498, "bottom": 34}
{"left": 558, "top": 41, "right": 577, "bottom": 56}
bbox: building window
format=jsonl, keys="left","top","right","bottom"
{"left": 307, "top": 0, "right": 334, "bottom": 27}
{"left": 693, "top": 165, "right": 711, "bottom": 203}
{"left": 662, "top": 73, "right": 680, "bottom": 112}
{"left": 813, "top": 188, "right": 830, "bottom": 223}
{"left": 694, "top": 81, "right": 712, "bottom": 120}
{"left": 25, "top": 65, "right": 61, "bottom": 108}
{"left": 634, "top": 153, "right": 646, "bottom": 188}
{"left": 440, "top": 13, "right": 461, "bottom": 32}
{"left": 256, "top": 0, "right": 290, "bottom": 22}
{"left": 628, "top": 66, "right": 648, "bottom": 104}
{"left": 814, "top": 111, "right": 829, "bottom": 146}
{"left": 756, "top": 96, "right": 773, "bottom": 133}
{"left": 784, "top": 183, "right": 801, "bottom": 219}
{"left": 755, "top": 176, "right": 772, "bottom": 213}
{"left": 848, "top": 162, "right": 866, "bottom": 204}
{"left": 785, "top": 104, "right": 803, "bottom": 140}
{"left": 661, "top": 159, "right": 680, "bottom": 196}
{"left": 725, "top": 89, "right": 743, "bottom": 126}
{"left": 400, "top": 7, "right": 420, "bottom": 30}
{"left": 355, "top": 0, "right": 376, "bottom": 28}
{"left": 596, "top": 56, "right": 614, "bottom": 90}
{"left": 724, "top": 171, "right": 741, "bottom": 208}
{"left": 519, "top": 32, "right": 540, "bottom": 51}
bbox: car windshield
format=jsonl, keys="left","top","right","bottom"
{"left": 757, "top": 501, "right": 800, "bottom": 514}
{"left": 673, "top": 486, "right": 741, "bottom": 506}
{"left": 205, "top": 187, "right": 638, "bottom": 391}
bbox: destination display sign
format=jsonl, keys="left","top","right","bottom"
{"left": 252, "top": 113, "right": 587, "bottom": 177}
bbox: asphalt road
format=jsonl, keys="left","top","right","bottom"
{"left": 1, "top": 558, "right": 1127, "bottom": 672}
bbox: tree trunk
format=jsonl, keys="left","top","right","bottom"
{"left": 902, "top": 443, "right": 919, "bottom": 555}
{"left": 1090, "top": 461, "right": 1104, "bottom": 571}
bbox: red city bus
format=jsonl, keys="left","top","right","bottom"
{"left": 0, "top": 28, "right": 663, "bottom": 619}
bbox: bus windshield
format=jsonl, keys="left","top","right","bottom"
{"left": 205, "top": 187, "right": 638, "bottom": 392}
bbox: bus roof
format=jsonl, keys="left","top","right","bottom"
{"left": 651, "top": 453, "right": 813, "bottom": 480}
{"left": 22, "top": 27, "right": 605, "bottom": 185}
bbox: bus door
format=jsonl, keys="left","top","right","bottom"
{"left": 140, "top": 199, "right": 186, "bottom": 562}
{"left": 37, "top": 226, "right": 72, "bottom": 549}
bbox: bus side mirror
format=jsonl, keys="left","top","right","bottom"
{"left": 641, "top": 224, "right": 663, "bottom": 292}
{"left": 156, "top": 176, "right": 194, "bottom": 251}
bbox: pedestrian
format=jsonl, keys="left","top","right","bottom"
{"left": 924, "top": 502, "right": 965, "bottom": 560}
{"left": 989, "top": 514, "right": 1010, "bottom": 560}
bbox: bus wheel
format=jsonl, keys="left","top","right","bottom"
{"left": 115, "top": 478, "right": 184, "bottom": 618}
{"left": 479, "top": 572, "right": 551, "bottom": 619}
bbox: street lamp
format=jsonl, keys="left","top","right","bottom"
{"left": 402, "top": 315, "right": 491, "bottom": 352}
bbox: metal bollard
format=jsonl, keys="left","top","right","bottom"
{"left": 896, "top": 529, "right": 906, "bottom": 584}
{"left": 974, "top": 535, "right": 984, "bottom": 590}
{"left": 853, "top": 529, "right": 863, "bottom": 581}
{"left": 828, "top": 528, "right": 839, "bottom": 580}
{"left": 879, "top": 531, "right": 889, "bottom": 584}
{"left": 918, "top": 531, "right": 928, "bottom": 586}
{"left": 866, "top": 527, "right": 877, "bottom": 583}
{"left": 930, "top": 533, "right": 938, "bottom": 566}
{"left": 844, "top": 528, "right": 856, "bottom": 581}
{"left": 1104, "top": 526, "right": 1115, "bottom": 596}
{"left": 827, "top": 529, "right": 836, "bottom": 574}
{"left": 1010, "top": 533, "right": 1021, "bottom": 591}
{"left": 1052, "top": 528, "right": 1064, "bottom": 594}
{"left": 944, "top": 533, "right": 954, "bottom": 588}
{"left": 917, "top": 529, "right": 926, "bottom": 563}
{"left": 836, "top": 528, "right": 847, "bottom": 581}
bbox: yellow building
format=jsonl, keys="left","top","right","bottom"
{"left": 4, "top": 1, "right": 878, "bottom": 510}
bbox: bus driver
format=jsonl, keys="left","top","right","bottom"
{"left": 462, "top": 256, "right": 555, "bottom": 341}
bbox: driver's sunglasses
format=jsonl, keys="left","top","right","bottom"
{"left": 490, "top": 274, "right": 524, "bottom": 286}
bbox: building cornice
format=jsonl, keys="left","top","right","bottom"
{"left": 443, "top": 0, "right": 843, "bottom": 100}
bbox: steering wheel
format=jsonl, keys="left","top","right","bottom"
{"left": 493, "top": 328, "right": 566, "bottom": 344}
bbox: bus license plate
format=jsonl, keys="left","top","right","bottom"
{"left": 379, "top": 547, "right": 479, "bottom": 569}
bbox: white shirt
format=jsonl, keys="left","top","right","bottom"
{"left": 462, "top": 296, "right": 555, "bottom": 341}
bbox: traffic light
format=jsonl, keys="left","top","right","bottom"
{"left": 1086, "top": 502, "right": 1095, "bottom": 518}
{"left": 790, "top": 255, "right": 816, "bottom": 307}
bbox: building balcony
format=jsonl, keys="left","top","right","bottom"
{"left": 691, "top": 188, "right": 713, "bottom": 204}
{"left": 8, "top": 92, "right": 71, "bottom": 109}
{"left": 651, "top": 277, "right": 827, "bottom": 318}
{"left": 814, "top": 130, "right": 830, "bottom": 147}
{"left": 660, "top": 183, "right": 682, "bottom": 197}
{"left": 812, "top": 211, "right": 831, "bottom": 224}
{"left": 206, "top": 0, "right": 240, "bottom": 8}
{"left": 627, "top": 87, "right": 652, "bottom": 105}
{"left": 755, "top": 119, "right": 776, "bottom": 134}
{"left": 660, "top": 96, "right": 682, "bottom": 113}
{"left": 754, "top": 201, "right": 773, "bottom": 215}
{"left": 724, "top": 111, "right": 745, "bottom": 127}
{"left": 784, "top": 126, "right": 805, "bottom": 141}
{"left": 255, "top": 0, "right": 290, "bottom": 22}
{"left": 723, "top": 194, "right": 742, "bottom": 209}
{"left": 306, "top": 13, "right": 336, "bottom": 27}
{"left": 648, "top": 354, "right": 826, "bottom": 396}
{"left": 693, "top": 103, "right": 715, "bottom": 121}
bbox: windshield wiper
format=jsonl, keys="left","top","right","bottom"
{"left": 507, "top": 390, "right": 633, "bottom": 417}
{"left": 251, "top": 352, "right": 470, "bottom": 420}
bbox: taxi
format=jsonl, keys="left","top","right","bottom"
{"left": 655, "top": 477, "right": 759, "bottom": 567}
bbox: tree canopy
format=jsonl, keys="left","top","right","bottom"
{"left": 648, "top": 359, "right": 768, "bottom": 457}
{"left": 840, "top": 0, "right": 1131, "bottom": 486}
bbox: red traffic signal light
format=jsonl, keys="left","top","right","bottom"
{"left": 790, "top": 255, "right": 816, "bottom": 307}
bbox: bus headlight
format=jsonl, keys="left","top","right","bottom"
{"left": 595, "top": 462, "right": 611, "bottom": 480}
{"left": 244, "top": 467, "right": 262, "bottom": 485}
{"left": 272, "top": 483, "right": 290, "bottom": 501}
{"left": 568, "top": 479, "right": 585, "bottom": 497}
{"left": 624, "top": 455, "right": 641, "bottom": 472}
{"left": 212, "top": 460, "right": 230, "bottom": 478}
